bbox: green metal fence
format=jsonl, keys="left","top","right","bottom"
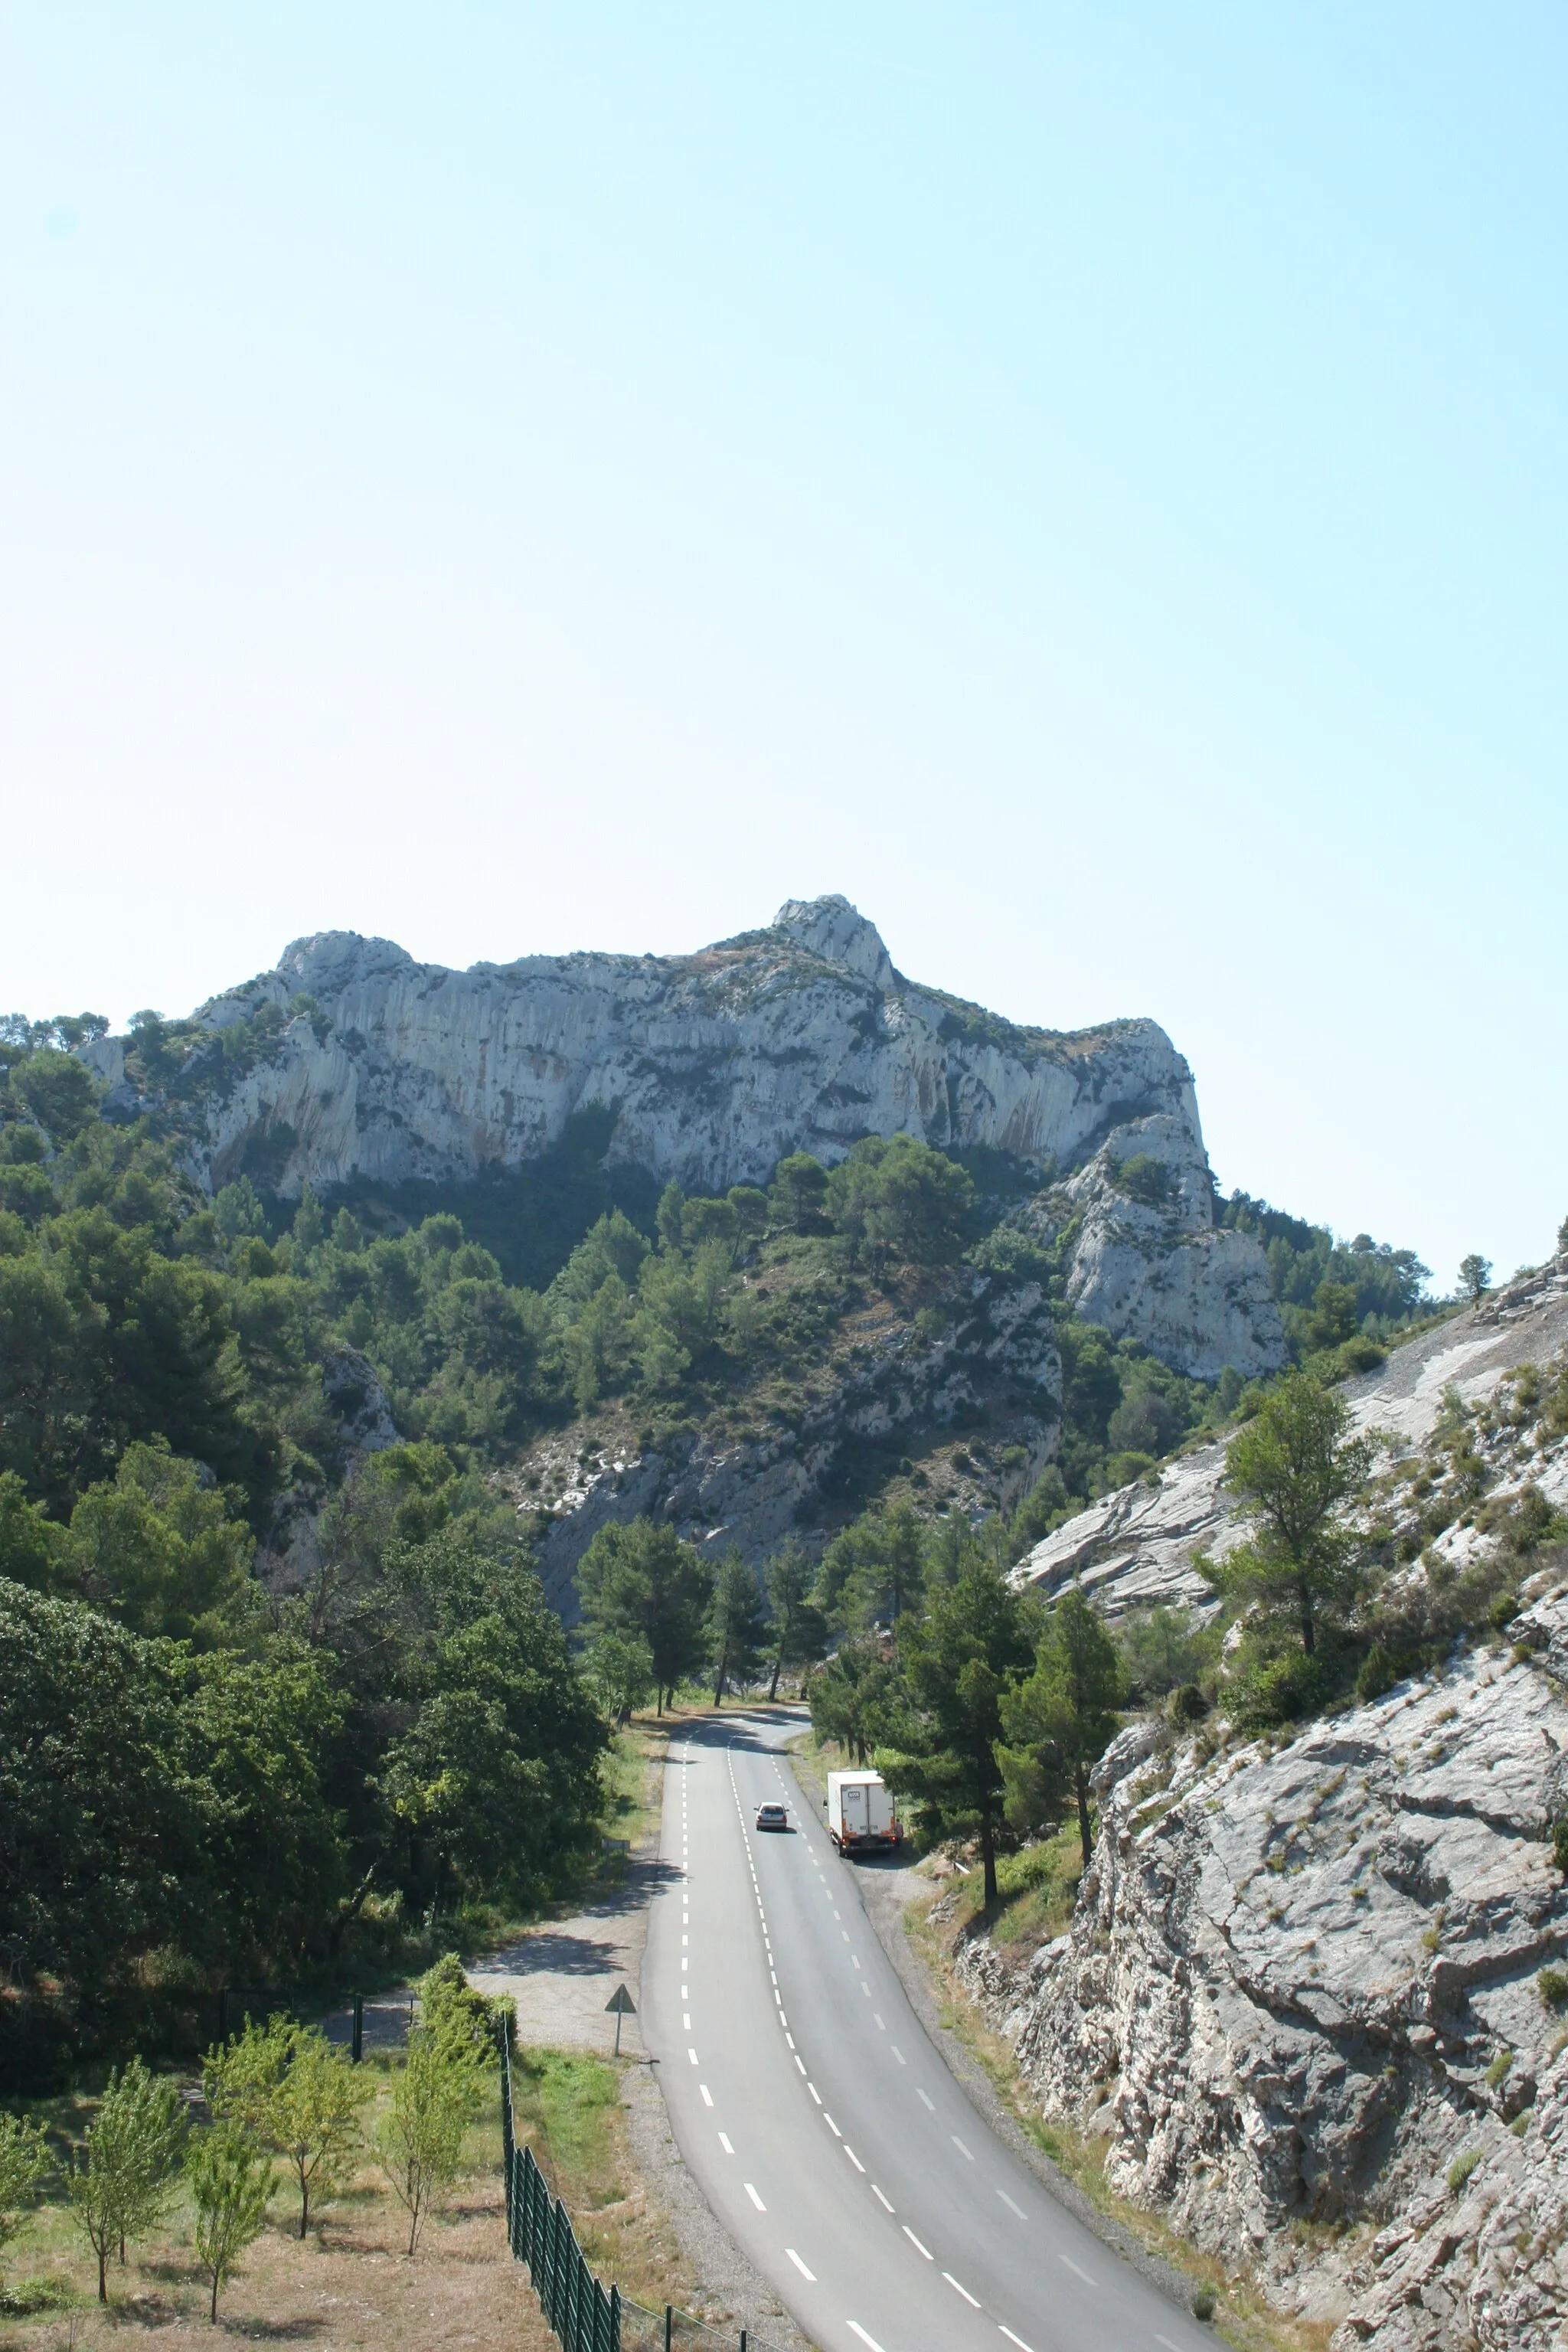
{"left": 501, "top": 2040, "right": 621, "bottom": 2352}
{"left": 498, "top": 2042, "right": 786, "bottom": 2352}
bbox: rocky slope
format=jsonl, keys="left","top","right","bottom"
{"left": 955, "top": 1263, "right": 1568, "bottom": 2349}
{"left": 513, "top": 1260, "right": 1060, "bottom": 1611}
{"left": 80, "top": 894, "right": 1285, "bottom": 1383}
{"left": 1017, "top": 1257, "right": 1568, "bottom": 1617}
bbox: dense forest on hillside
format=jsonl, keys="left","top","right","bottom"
{"left": 0, "top": 1013, "right": 1442, "bottom": 2083}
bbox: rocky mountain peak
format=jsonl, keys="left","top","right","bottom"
{"left": 276, "top": 931, "right": 415, "bottom": 997}
{"left": 771, "top": 894, "right": 896, "bottom": 989}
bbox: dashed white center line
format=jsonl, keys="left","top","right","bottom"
{"left": 786, "top": 2249, "right": 816, "bottom": 2282}
{"left": 871, "top": 2184, "right": 894, "bottom": 2213}
{"left": 718, "top": 2133, "right": 733, "bottom": 2154}
{"left": 824, "top": 2113, "right": 841, "bottom": 2137}
{"left": 846, "top": 2324, "right": 884, "bottom": 2351}
{"left": 688, "top": 2048, "right": 699, "bottom": 2065}
{"left": 844, "top": 2146, "right": 865, "bottom": 2173}
{"left": 874, "top": 2014, "right": 884, "bottom": 2029}
{"left": 795, "top": 2056, "right": 807, "bottom": 2076}
{"left": 744, "top": 2182, "right": 766, "bottom": 2210}
{"left": 1155, "top": 2335, "right": 1185, "bottom": 2352}
{"left": 808, "top": 2082, "right": 822, "bottom": 2104}
{"left": 890, "top": 2047, "right": 905, "bottom": 2065}
{"left": 916, "top": 2088, "right": 935, "bottom": 2110}
{"left": 997, "top": 2190, "right": 1025, "bottom": 2220}
{"left": 698, "top": 2084, "right": 712, "bottom": 2106}
{"left": 952, "top": 2136, "right": 974, "bottom": 2161}
{"left": 1059, "top": 2254, "right": 1096, "bottom": 2286}
{"left": 903, "top": 2226, "right": 933, "bottom": 2259}
{"left": 1000, "top": 2328, "right": 1038, "bottom": 2352}
{"left": 944, "top": 2273, "right": 981, "bottom": 2308}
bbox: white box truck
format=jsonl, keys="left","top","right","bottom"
{"left": 826, "top": 1769, "right": 902, "bottom": 1854}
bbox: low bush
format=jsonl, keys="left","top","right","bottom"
{"left": 1230, "top": 1650, "right": 1328, "bottom": 1734}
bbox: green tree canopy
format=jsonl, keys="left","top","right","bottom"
{"left": 824, "top": 1134, "right": 975, "bottom": 1266}
{"left": 707, "top": 1549, "right": 768, "bottom": 1704}
{"left": 1218, "top": 1370, "right": 1374, "bottom": 1655}
{"left": 875, "top": 1556, "right": 1031, "bottom": 1903}
{"left": 806, "top": 1635, "right": 897, "bottom": 1766}
{"left": 765, "top": 1539, "right": 827, "bottom": 1700}
{"left": 998, "top": 1587, "right": 1124, "bottom": 1865}
{"left": 576, "top": 1516, "right": 713, "bottom": 1713}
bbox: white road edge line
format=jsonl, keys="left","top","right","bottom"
{"left": 1000, "top": 2329, "right": 1037, "bottom": 2352}
{"left": 952, "top": 2136, "right": 974, "bottom": 2159}
{"left": 846, "top": 2327, "right": 883, "bottom": 2351}
{"left": 1059, "top": 2255, "right": 1095, "bottom": 2285}
{"left": 903, "top": 2226, "right": 933, "bottom": 2259}
{"left": 745, "top": 2183, "right": 766, "bottom": 2210}
{"left": 699, "top": 2085, "right": 713, "bottom": 2108}
{"left": 944, "top": 2272, "right": 981, "bottom": 2308}
{"left": 786, "top": 2249, "right": 815, "bottom": 2281}
{"left": 871, "top": 2185, "right": 893, "bottom": 2213}
{"left": 996, "top": 2190, "right": 1025, "bottom": 2219}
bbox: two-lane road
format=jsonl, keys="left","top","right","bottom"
{"left": 642, "top": 1708, "right": 1210, "bottom": 2352}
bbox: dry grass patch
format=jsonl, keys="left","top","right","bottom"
{"left": 0, "top": 2063, "right": 547, "bottom": 2352}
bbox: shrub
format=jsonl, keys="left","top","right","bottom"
{"left": 1356, "top": 1642, "right": 1412, "bottom": 1704}
{"left": 1553, "top": 1819, "right": 1568, "bottom": 1877}
{"left": 1447, "top": 2146, "right": 1481, "bottom": 2194}
{"left": 1191, "top": 2285, "right": 1216, "bottom": 2321}
{"left": 1538, "top": 1968, "right": 1568, "bottom": 2011}
{"left": 1230, "top": 1650, "right": 1328, "bottom": 1733}
{"left": 1488, "top": 1589, "right": 1521, "bottom": 1632}
{"left": 1112, "top": 1154, "right": 1171, "bottom": 1208}
{"left": 1485, "top": 2048, "right": 1513, "bottom": 2089}
{"left": 1168, "top": 1684, "right": 1210, "bottom": 1728}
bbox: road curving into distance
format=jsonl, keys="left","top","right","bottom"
{"left": 641, "top": 1707, "right": 1212, "bottom": 2352}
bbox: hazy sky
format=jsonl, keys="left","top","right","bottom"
{"left": 3, "top": 6, "right": 1564, "bottom": 1288}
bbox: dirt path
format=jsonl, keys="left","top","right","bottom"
{"left": 467, "top": 1858, "right": 677, "bottom": 2057}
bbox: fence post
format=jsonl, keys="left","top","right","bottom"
{"left": 351, "top": 1994, "right": 364, "bottom": 2063}
{"left": 664, "top": 2306, "right": 673, "bottom": 2352}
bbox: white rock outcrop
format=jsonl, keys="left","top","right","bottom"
{"left": 84, "top": 895, "right": 1287, "bottom": 1380}
{"left": 1017, "top": 1259, "right": 1568, "bottom": 1618}
{"left": 958, "top": 1615, "right": 1568, "bottom": 2344}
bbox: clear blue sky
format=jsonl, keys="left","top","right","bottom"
{"left": 3, "top": 5, "right": 1565, "bottom": 1289}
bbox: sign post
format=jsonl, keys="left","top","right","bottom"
{"left": 605, "top": 1983, "right": 636, "bottom": 2057}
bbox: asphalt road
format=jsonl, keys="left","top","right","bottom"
{"left": 642, "top": 1707, "right": 1213, "bottom": 2352}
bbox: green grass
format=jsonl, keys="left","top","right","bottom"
{"left": 508, "top": 2050, "right": 623, "bottom": 2206}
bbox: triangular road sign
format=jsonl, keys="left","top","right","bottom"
{"left": 605, "top": 1984, "right": 636, "bottom": 2014}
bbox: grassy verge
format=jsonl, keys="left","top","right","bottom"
{"left": 902, "top": 1892, "right": 1338, "bottom": 2352}
{"left": 508, "top": 2047, "right": 697, "bottom": 2315}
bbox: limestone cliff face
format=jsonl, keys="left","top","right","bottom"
{"left": 957, "top": 1265, "right": 1568, "bottom": 2350}
{"left": 83, "top": 894, "right": 1285, "bottom": 1378}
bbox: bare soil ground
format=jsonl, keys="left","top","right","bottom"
{"left": 0, "top": 2151, "right": 552, "bottom": 2352}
